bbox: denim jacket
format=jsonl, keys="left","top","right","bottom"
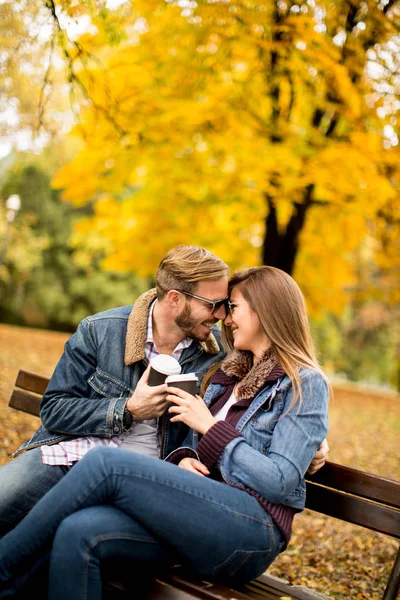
{"left": 14, "top": 289, "right": 225, "bottom": 458}
{"left": 167, "top": 368, "right": 329, "bottom": 511}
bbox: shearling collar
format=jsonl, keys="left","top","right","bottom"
{"left": 124, "top": 288, "right": 221, "bottom": 365}
{"left": 220, "top": 348, "right": 282, "bottom": 401}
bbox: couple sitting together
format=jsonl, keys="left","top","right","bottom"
{"left": 0, "top": 245, "right": 329, "bottom": 599}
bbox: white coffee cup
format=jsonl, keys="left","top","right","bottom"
{"left": 165, "top": 373, "right": 199, "bottom": 395}
{"left": 148, "top": 354, "right": 182, "bottom": 386}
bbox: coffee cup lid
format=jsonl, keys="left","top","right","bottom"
{"left": 165, "top": 373, "right": 198, "bottom": 383}
{"left": 150, "top": 354, "right": 181, "bottom": 375}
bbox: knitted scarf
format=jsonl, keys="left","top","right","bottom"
{"left": 209, "top": 348, "right": 285, "bottom": 418}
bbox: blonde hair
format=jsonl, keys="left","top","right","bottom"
{"left": 203, "top": 266, "right": 329, "bottom": 409}
{"left": 156, "top": 246, "right": 229, "bottom": 299}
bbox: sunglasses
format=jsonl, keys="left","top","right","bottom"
{"left": 177, "top": 290, "right": 230, "bottom": 316}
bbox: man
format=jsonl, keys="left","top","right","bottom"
{"left": 0, "top": 245, "right": 328, "bottom": 536}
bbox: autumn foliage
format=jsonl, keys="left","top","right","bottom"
{"left": 41, "top": 0, "right": 400, "bottom": 314}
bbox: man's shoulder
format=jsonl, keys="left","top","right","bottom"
{"left": 86, "top": 305, "right": 134, "bottom": 323}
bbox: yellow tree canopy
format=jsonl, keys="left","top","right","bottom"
{"left": 28, "top": 0, "right": 400, "bottom": 312}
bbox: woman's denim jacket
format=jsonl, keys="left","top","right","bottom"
{"left": 168, "top": 369, "right": 329, "bottom": 511}
{"left": 14, "top": 301, "right": 225, "bottom": 459}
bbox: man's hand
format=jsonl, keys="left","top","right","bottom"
{"left": 126, "top": 365, "right": 169, "bottom": 420}
{"left": 307, "top": 438, "right": 329, "bottom": 475}
{"left": 178, "top": 457, "right": 210, "bottom": 477}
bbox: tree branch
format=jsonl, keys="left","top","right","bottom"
{"left": 44, "top": 0, "right": 128, "bottom": 138}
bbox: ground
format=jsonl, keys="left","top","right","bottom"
{"left": 0, "top": 322, "right": 399, "bottom": 599}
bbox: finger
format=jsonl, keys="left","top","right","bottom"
{"left": 169, "top": 414, "right": 184, "bottom": 423}
{"left": 193, "top": 463, "right": 210, "bottom": 475}
{"left": 308, "top": 459, "right": 325, "bottom": 474}
{"left": 320, "top": 438, "right": 329, "bottom": 452}
{"left": 140, "top": 364, "right": 151, "bottom": 383}
{"left": 183, "top": 461, "right": 209, "bottom": 476}
{"left": 316, "top": 448, "right": 328, "bottom": 460}
{"left": 153, "top": 392, "right": 169, "bottom": 402}
{"left": 168, "top": 405, "right": 183, "bottom": 414}
{"left": 308, "top": 463, "right": 319, "bottom": 474}
{"left": 166, "top": 394, "right": 186, "bottom": 405}
{"left": 148, "top": 383, "right": 168, "bottom": 395}
{"left": 166, "top": 386, "right": 194, "bottom": 400}
{"left": 180, "top": 465, "right": 205, "bottom": 476}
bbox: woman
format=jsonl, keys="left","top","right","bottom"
{"left": 0, "top": 267, "right": 329, "bottom": 599}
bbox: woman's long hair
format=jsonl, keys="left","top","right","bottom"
{"left": 202, "top": 266, "right": 329, "bottom": 409}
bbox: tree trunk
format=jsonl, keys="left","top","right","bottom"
{"left": 262, "top": 184, "right": 314, "bottom": 274}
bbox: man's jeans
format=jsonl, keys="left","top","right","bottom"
{"left": 0, "top": 447, "right": 284, "bottom": 599}
{"left": 0, "top": 448, "right": 69, "bottom": 537}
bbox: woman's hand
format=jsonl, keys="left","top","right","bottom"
{"left": 307, "top": 438, "right": 329, "bottom": 475}
{"left": 178, "top": 457, "right": 210, "bottom": 477}
{"left": 166, "top": 387, "right": 217, "bottom": 435}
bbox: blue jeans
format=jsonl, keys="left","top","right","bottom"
{"left": 0, "top": 447, "right": 69, "bottom": 537}
{"left": 0, "top": 447, "right": 284, "bottom": 599}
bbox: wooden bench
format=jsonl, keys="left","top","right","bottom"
{"left": 8, "top": 369, "right": 400, "bottom": 600}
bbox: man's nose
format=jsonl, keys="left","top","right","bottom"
{"left": 213, "top": 304, "right": 228, "bottom": 321}
{"left": 213, "top": 304, "right": 226, "bottom": 320}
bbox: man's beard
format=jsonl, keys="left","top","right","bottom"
{"left": 175, "top": 303, "right": 214, "bottom": 342}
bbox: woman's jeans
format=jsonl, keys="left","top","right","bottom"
{"left": 0, "top": 447, "right": 284, "bottom": 600}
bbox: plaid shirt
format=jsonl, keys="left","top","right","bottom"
{"left": 41, "top": 300, "right": 193, "bottom": 466}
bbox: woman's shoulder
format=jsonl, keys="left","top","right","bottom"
{"left": 298, "top": 366, "right": 328, "bottom": 380}
{"left": 299, "top": 368, "right": 330, "bottom": 402}
{"left": 280, "top": 367, "right": 329, "bottom": 392}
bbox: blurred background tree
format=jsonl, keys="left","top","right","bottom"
{"left": 0, "top": 0, "right": 399, "bottom": 389}
{"left": 0, "top": 155, "right": 148, "bottom": 330}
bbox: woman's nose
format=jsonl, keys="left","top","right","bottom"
{"left": 224, "top": 313, "right": 232, "bottom": 325}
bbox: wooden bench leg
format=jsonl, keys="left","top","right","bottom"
{"left": 383, "top": 545, "right": 400, "bottom": 600}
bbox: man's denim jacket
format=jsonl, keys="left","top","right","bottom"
{"left": 14, "top": 290, "right": 225, "bottom": 459}
{"left": 167, "top": 369, "right": 329, "bottom": 511}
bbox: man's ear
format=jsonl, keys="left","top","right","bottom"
{"left": 166, "top": 290, "right": 182, "bottom": 308}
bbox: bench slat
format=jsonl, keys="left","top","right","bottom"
{"left": 245, "top": 574, "right": 331, "bottom": 600}
{"left": 105, "top": 578, "right": 223, "bottom": 600}
{"left": 159, "top": 569, "right": 296, "bottom": 600}
{"left": 306, "top": 481, "right": 400, "bottom": 538}
{"left": 162, "top": 573, "right": 279, "bottom": 600}
{"left": 306, "top": 461, "right": 400, "bottom": 509}
{"left": 15, "top": 370, "right": 49, "bottom": 395}
{"left": 105, "top": 578, "right": 215, "bottom": 600}
{"left": 9, "top": 390, "right": 41, "bottom": 418}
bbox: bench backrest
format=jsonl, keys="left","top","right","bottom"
{"left": 9, "top": 369, "right": 400, "bottom": 541}
{"left": 9, "top": 370, "right": 48, "bottom": 416}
